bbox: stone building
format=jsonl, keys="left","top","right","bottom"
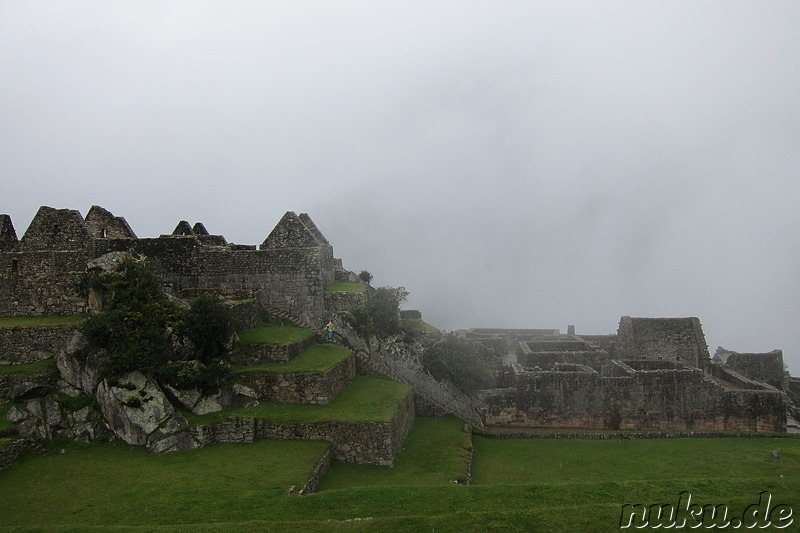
{"left": 0, "top": 205, "right": 792, "bottom": 434}
{"left": 0, "top": 206, "right": 340, "bottom": 323}
{"left": 476, "top": 318, "right": 788, "bottom": 432}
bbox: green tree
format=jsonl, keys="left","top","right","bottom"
{"left": 358, "top": 270, "right": 373, "bottom": 284}
{"left": 183, "top": 294, "right": 232, "bottom": 364}
{"left": 349, "top": 286, "right": 409, "bottom": 340}
{"left": 79, "top": 254, "right": 231, "bottom": 392}
{"left": 80, "top": 254, "right": 179, "bottom": 377}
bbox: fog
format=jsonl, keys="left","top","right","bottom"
{"left": 2, "top": 2, "right": 798, "bottom": 372}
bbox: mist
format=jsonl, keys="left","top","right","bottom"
{"left": 1, "top": 1, "right": 798, "bottom": 372}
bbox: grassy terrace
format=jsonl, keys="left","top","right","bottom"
{"left": 0, "top": 315, "right": 84, "bottom": 328}
{"left": 0, "top": 418, "right": 797, "bottom": 531}
{"left": 320, "top": 417, "right": 472, "bottom": 489}
{"left": 0, "top": 359, "right": 57, "bottom": 376}
{"left": 0, "top": 404, "right": 17, "bottom": 435}
{"left": 187, "top": 376, "right": 410, "bottom": 426}
{"left": 237, "top": 323, "right": 314, "bottom": 345}
{"left": 324, "top": 281, "right": 365, "bottom": 293}
{"left": 232, "top": 343, "right": 352, "bottom": 374}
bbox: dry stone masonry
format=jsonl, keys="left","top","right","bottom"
{"left": 0, "top": 203, "right": 796, "bottom": 477}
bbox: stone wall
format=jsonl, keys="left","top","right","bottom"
{"left": 191, "top": 388, "right": 415, "bottom": 465}
{"left": 714, "top": 348, "right": 786, "bottom": 390}
{"left": 231, "top": 354, "right": 356, "bottom": 404}
{"left": 480, "top": 362, "right": 786, "bottom": 432}
{"left": 230, "top": 337, "right": 316, "bottom": 365}
{"left": 0, "top": 326, "right": 76, "bottom": 364}
{"left": 617, "top": 316, "right": 709, "bottom": 369}
{"left": 300, "top": 445, "right": 333, "bottom": 494}
{"left": 0, "top": 438, "right": 28, "bottom": 471}
{"left": 226, "top": 300, "right": 263, "bottom": 332}
{"left": 324, "top": 291, "right": 366, "bottom": 314}
{"left": 0, "top": 207, "right": 336, "bottom": 318}
{"left": 0, "top": 369, "right": 57, "bottom": 401}
{"left": 518, "top": 348, "right": 611, "bottom": 370}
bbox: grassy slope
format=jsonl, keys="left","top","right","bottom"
{"left": 1, "top": 418, "right": 797, "bottom": 531}
{"left": 324, "top": 281, "right": 365, "bottom": 293}
{"left": 0, "top": 359, "right": 57, "bottom": 376}
{"left": 320, "top": 417, "right": 472, "bottom": 489}
{"left": 187, "top": 376, "right": 410, "bottom": 425}
{"left": 237, "top": 323, "right": 314, "bottom": 345}
{"left": 232, "top": 343, "right": 352, "bottom": 374}
{"left": 0, "top": 315, "right": 84, "bottom": 328}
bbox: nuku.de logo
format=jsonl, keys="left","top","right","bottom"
{"left": 619, "top": 491, "right": 793, "bottom": 529}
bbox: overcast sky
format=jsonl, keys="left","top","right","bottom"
{"left": 2, "top": 2, "right": 799, "bottom": 373}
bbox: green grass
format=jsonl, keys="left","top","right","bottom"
{"left": 237, "top": 323, "right": 314, "bottom": 345}
{"left": 232, "top": 343, "right": 352, "bottom": 374}
{"left": 0, "top": 429, "right": 797, "bottom": 532}
{"left": 0, "top": 315, "right": 84, "bottom": 328}
{"left": 0, "top": 439, "right": 331, "bottom": 529}
{"left": 320, "top": 417, "right": 471, "bottom": 489}
{"left": 325, "top": 281, "right": 365, "bottom": 293}
{"left": 0, "top": 404, "right": 17, "bottom": 434}
{"left": 188, "top": 376, "right": 411, "bottom": 426}
{"left": 0, "top": 359, "right": 57, "bottom": 376}
{"left": 471, "top": 436, "right": 800, "bottom": 485}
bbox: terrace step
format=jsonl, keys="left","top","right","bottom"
{"left": 231, "top": 343, "right": 356, "bottom": 405}
{"left": 189, "top": 375, "right": 415, "bottom": 465}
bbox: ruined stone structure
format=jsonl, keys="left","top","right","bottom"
{"left": 0, "top": 206, "right": 338, "bottom": 323}
{"left": 0, "top": 205, "right": 793, "bottom": 440}
{"left": 475, "top": 319, "right": 788, "bottom": 432}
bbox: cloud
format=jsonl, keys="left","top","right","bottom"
{"left": 1, "top": 1, "right": 799, "bottom": 372}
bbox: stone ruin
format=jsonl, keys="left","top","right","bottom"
{"left": 0, "top": 205, "right": 342, "bottom": 324}
{"left": 0, "top": 204, "right": 795, "bottom": 457}
{"left": 470, "top": 318, "right": 790, "bottom": 433}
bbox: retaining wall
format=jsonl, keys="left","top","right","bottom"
{"left": 231, "top": 354, "right": 356, "bottom": 405}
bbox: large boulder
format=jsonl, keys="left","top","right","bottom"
{"left": 95, "top": 371, "right": 199, "bottom": 452}
{"left": 164, "top": 384, "right": 234, "bottom": 416}
{"left": 56, "top": 333, "right": 100, "bottom": 396}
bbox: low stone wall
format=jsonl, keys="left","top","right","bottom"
{"left": 226, "top": 300, "right": 262, "bottom": 332}
{"left": 231, "top": 354, "right": 356, "bottom": 405}
{"left": 0, "top": 438, "right": 28, "bottom": 471}
{"left": 191, "top": 389, "right": 415, "bottom": 465}
{"left": 477, "top": 430, "right": 796, "bottom": 440}
{"left": 0, "top": 371, "right": 57, "bottom": 401}
{"left": 0, "top": 326, "right": 76, "bottom": 364}
{"left": 324, "top": 291, "right": 366, "bottom": 314}
{"left": 230, "top": 337, "right": 315, "bottom": 365}
{"left": 301, "top": 445, "right": 333, "bottom": 494}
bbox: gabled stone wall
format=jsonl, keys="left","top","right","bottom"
{"left": 0, "top": 207, "right": 336, "bottom": 318}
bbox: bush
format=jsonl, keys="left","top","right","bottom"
{"left": 79, "top": 253, "right": 230, "bottom": 391}
{"left": 358, "top": 270, "right": 373, "bottom": 284}
{"left": 183, "top": 294, "right": 232, "bottom": 364}
{"left": 349, "top": 286, "right": 409, "bottom": 340}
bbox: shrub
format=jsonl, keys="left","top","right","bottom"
{"left": 183, "top": 294, "right": 232, "bottom": 364}
{"left": 349, "top": 286, "right": 409, "bottom": 341}
{"left": 79, "top": 253, "right": 230, "bottom": 392}
{"left": 358, "top": 270, "right": 373, "bottom": 284}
